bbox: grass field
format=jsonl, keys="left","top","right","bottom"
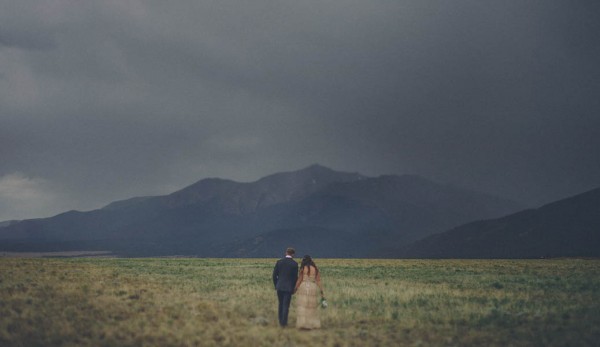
{"left": 0, "top": 257, "right": 599, "bottom": 346}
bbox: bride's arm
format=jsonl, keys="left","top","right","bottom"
{"left": 294, "top": 270, "right": 303, "bottom": 294}
{"left": 316, "top": 271, "right": 324, "bottom": 297}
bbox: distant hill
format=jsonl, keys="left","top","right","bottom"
{"left": 0, "top": 164, "right": 522, "bottom": 257}
{"left": 401, "top": 187, "right": 600, "bottom": 258}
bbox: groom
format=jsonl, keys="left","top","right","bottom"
{"left": 272, "top": 247, "right": 298, "bottom": 327}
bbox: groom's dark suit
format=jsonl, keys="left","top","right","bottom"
{"left": 272, "top": 256, "right": 298, "bottom": 326}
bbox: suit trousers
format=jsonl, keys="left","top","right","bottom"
{"left": 277, "top": 290, "right": 293, "bottom": 326}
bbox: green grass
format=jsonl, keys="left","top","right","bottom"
{"left": 1, "top": 258, "right": 599, "bottom": 346}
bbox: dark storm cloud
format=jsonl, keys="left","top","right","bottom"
{"left": 1, "top": 0, "right": 599, "bottom": 220}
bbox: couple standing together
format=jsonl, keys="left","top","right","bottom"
{"left": 272, "top": 247, "right": 324, "bottom": 329}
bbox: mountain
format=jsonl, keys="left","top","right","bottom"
{"left": 158, "top": 164, "right": 366, "bottom": 213}
{"left": 400, "top": 187, "right": 600, "bottom": 258}
{"left": 0, "top": 165, "right": 522, "bottom": 257}
{"left": 225, "top": 174, "right": 523, "bottom": 257}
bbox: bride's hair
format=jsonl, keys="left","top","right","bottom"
{"left": 300, "top": 255, "right": 318, "bottom": 276}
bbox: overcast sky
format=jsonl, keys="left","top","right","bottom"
{"left": 1, "top": 0, "right": 599, "bottom": 220}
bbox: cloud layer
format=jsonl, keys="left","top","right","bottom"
{"left": 1, "top": 1, "right": 599, "bottom": 220}
{"left": 0, "top": 173, "right": 69, "bottom": 220}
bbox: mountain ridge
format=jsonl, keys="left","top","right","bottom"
{"left": 0, "top": 164, "right": 523, "bottom": 257}
{"left": 400, "top": 187, "right": 600, "bottom": 258}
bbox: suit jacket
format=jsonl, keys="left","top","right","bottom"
{"left": 272, "top": 257, "right": 298, "bottom": 292}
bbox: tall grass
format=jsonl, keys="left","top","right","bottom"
{"left": 1, "top": 258, "right": 598, "bottom": 346}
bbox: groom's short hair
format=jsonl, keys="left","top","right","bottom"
{"left": 286, "top": 247, "right": 295, "bottom": 255}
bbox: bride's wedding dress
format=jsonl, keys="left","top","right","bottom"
{"left": 296, "top": 268, "right": 321, "bottom": 329}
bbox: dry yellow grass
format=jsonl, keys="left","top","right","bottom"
{"left": 0, "top": 257, "right": 598, "bottom": 346}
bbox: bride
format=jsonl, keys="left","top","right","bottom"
{"left": 294, "top": 255, "right": 324, "bottom": 329}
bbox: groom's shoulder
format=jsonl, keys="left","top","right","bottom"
{"left": 278, "top": 257, "right": 297, "bottom": 265}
